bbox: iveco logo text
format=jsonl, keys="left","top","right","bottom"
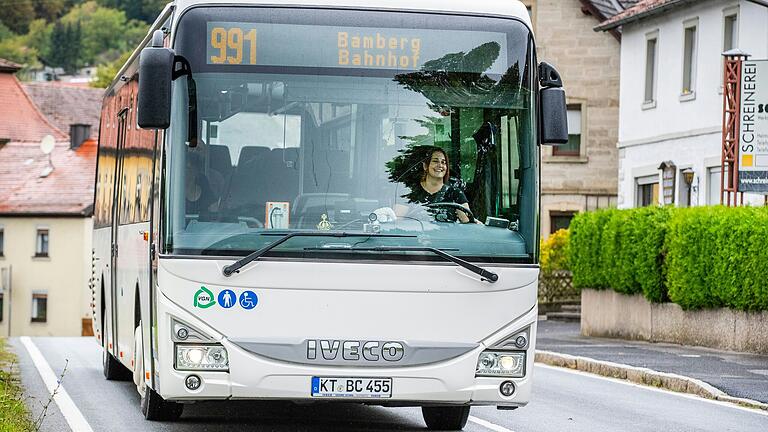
{"left": 306, "top": 340, "right": 405, "bottom": 362}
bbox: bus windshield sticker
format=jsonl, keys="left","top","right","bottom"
{"left": 218, "top": 289, "right": 237, "bottom": 308}
{"left": 194, "top": 286, "right": 216, "bottom": 309}
{"left": 206, "top": 22, "right": 508, "bottom": 74}
{"left": 239, "top": 291, "right": 258, "bottom": 310}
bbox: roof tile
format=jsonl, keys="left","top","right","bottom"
{"left": 0, "top": 139, "right": 96, "bottom": 215}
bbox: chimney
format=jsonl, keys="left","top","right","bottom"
{"left": 70, "top": 124, "right": 91, "bottom": 149}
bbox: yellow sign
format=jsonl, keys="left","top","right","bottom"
{"left": 337, "top": 32, "right": 422, "bottom": 69}
{"left": 209, "top": 25, "right": 257, "bottom": 65}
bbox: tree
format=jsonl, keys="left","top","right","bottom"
{"left": 0, "top": 0, "right": 35, "bottom": 34}
{"left": 48, "top": 20, "right": 83, "bottom": 74}
{"left": 60, "top": 1, "right": 147, "bottom": 65}
{"left": 33, "top": 0, "right": 67, "bottom": 21}
{"left": 91, "top": 49, "right": 131, "bottom": 88}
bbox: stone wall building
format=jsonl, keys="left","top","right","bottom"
{"left": 523, "top": 0, "right": 632, "bottom": 236}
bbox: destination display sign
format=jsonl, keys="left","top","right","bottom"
{"left": 206, "top": 22, "right": 509, "bottom": 74}
{"left": 739, "top": 60, "right": 768, "bottom": 193}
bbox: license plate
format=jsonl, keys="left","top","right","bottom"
{"left": 311, "top": 377, "right": 392, "bottom": 398}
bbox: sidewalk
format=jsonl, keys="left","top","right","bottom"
{"left": 535, "top": 319, "right": 768, "bottom": 404}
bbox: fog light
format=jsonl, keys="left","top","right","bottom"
{"left": 176, "top": 345, "right": 229, "bottom": 371}
{"left": 185, "top": 374, "right": 201, "bottom": 390}
{"left": 177, "top": 327, "right": 189, "bottom": 340}
{"left": 499, "top": 381, "right": 515, "bottom": 397}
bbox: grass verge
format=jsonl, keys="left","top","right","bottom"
{"left": 0, "top": 338, "right": 33, "bottom": 432}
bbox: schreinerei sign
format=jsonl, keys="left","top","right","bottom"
{"left": 739, "top": 60, "right": 768, "bottom": 193}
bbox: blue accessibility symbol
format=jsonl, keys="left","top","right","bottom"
{"left": 217, "top": 289, "right": 236, "bottom": 309}
{"left": 239, "top": 290, "right": 258, "bottom": 310}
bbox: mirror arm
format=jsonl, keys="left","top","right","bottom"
{"left": 172, "top": 55, "right": 199, "bottom": 148}
{"left": 538, "top": 62, "right": 563, "bottom": 89}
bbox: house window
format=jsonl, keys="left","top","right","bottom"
{"left": 31, "top": 293, "right": 47, "bottom": 323}
{"left": 35, "top": 229, "right": 49, "bottom": 257}
{"left": 682, "top": 22, "right": 698, "bottom": 96}
{"left": 636, "top": 175, "right": 660, "bottom": 207}
{"left": 724, "top": 13, "right": 738, "bottom": 52}
{"left": 550, "top": 211, "right": 576, "bottom": 234}
{"left": 553, "top": 105, "right": 581, "bottom": 156}
{"left": 644, "top": 35, "right": 658, "bottom": 104}
{"left": 0, "top": 227, "right": 4, "bottom": 256}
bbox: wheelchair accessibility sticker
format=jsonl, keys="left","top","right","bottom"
{"left": 239, "top": 291, "right": 258, "bottom": 310}
{"left": 194, "top": 286, "right": 259, "bottom": 310}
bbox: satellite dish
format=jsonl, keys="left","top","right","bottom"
{"left": 40, "top": 135, "right": 55, "bottom": 155}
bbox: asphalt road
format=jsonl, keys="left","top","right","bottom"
{"left": 9, "top": 337, "right": 768, "bottom": 432}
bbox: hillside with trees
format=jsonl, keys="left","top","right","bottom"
{"left": 0, "top": 0, "right": 164, "bottom": 87}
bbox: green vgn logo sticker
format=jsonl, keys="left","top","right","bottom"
{"left": 194, "top": 286, "right": 216, "bottom": 309}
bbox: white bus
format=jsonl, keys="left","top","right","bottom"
{"left": 91, "top": 0, "right": 568, "bottom": 429}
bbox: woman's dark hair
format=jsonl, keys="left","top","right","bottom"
{"left": 422, "top": 147, "right": 450, "bottom": 184}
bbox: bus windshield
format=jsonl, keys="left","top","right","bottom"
{"left": 164, "top": 7, "right": 537, "bottom": 263}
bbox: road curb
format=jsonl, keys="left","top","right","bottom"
{"left": 535, "top": 350, "right": 768, "bottom": 412}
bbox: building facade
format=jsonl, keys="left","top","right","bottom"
{"left": 597, "top": 0, "right": 768, "bottom": 208}
{"left": 525, "top": 0, "right": 627, "bottom": 236}
{"left": 0, "top": 59, "right": 99, "bottom": 337}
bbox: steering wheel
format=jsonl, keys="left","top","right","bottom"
{"left": 426, "top": 202, "right": 475, "bottom": 223}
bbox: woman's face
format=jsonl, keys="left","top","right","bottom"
{"left": 424, "top": 151, "right": 447, "bottom": 182}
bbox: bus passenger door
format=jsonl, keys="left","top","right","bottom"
{"left": 110, "top": 109, "right": 128, "bottom": 361}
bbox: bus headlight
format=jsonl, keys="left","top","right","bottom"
{"left": 475, "top": 351, "right": 525, "bottom": 377}
{"left": 176, "top": 345, "right": 229, "bottom": 371}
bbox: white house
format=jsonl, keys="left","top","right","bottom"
{"left": 596, "top": 0, "right": 768, "bottom": 207}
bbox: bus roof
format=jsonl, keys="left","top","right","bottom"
{"left": 171, "top": 0, "right": 532, "bottom": 30}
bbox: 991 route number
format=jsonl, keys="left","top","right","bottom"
{"left": 311, "top": 377, "right": 392, "bottom": 398}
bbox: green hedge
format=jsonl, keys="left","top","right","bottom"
{"left": 568, "top": 206, "right": 768, "bottom": 311}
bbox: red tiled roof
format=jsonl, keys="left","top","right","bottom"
{"left": 0, "top": 73, "right": 68, "bottom": 142}
{"left": 23, "top": 82, "right": 104, "bottom": 136}
{"left": 0, "top": 139, "right": 96, "bottom": 215}
{"left": 0, "top": 58, "right": 22, "bottom": 72}
{"left": 595, "top": 0, "right": 695, "bottom": 31}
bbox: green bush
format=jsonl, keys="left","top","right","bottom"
{"left": 666, "top": 206, "right": 768, "bottom": 311}
{"left": 569, "top": 206, "right": 768, "bottom": 311}
{"left": 569, "top": 208, "right": 615, "bottom": 290}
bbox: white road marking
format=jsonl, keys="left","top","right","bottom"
{"left": 20, "top": 337, "right": 95, "bottom": 432}
{"left": 469, "top": 415, "right": 517, "bottom": 432}
{"left": 536, "top": 363, "right": 768, "bottom": 417}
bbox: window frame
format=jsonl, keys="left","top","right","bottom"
{"left": 680, "top": 18, "right": 698, "bottom": 101}
{"left": 720, "top": 6, "right": 739, "bottom": 92}
{"left": 549, "top": 210, "right": 577, "bottom": 234}
{"left": 34, "top": 227, "right": 50, "bottom": 258}
{"left": 31, "top": 292, "right": 48, "bottom": 323}
{"left": 635, "top": 174, "right": 660, "bottom": 207}
{"left": 552, "top": 103, "right": 583, "bottom": 157}
{"left": 643, "top": 30, "right": 659, "bottom": 109}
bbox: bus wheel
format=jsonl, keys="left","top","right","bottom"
{"left": 141, "top": 385, "right": 184, "bottom": 421}
{"left": 421, "top": 406, "right": 471, "bottom": 431}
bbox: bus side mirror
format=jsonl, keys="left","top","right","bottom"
{"left": 138, "top": 30, "right": 175, "bottom": 129}
{"left": 538, "top": 62, "right": 568, "bottom": 145}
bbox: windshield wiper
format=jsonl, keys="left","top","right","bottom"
{"left": 304, "top": 246, "right": 499, "bottom": 283}
{"left": 222, "top": 232, "right": 416, "bottom": 277}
